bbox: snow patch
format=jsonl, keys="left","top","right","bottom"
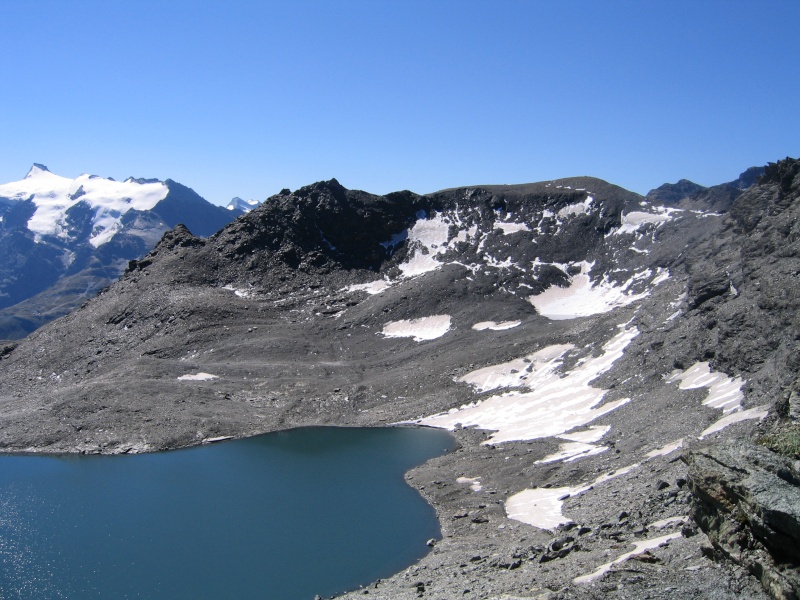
{"left": 528, "top": 262, "right": 657, "bottom": 320}
{"left": 557, "top": 195, "right": 593, "bottom": 217}
{"left": 573, "top": 532, "right": 681, "bottom": 584}
{"left": 495, "top": 221, "right": 531, "bottom": 235}
{"left": 419, "top": 326, "right": 638, "bottom": 444}
{"left": 505, "top": 463, "right": 640, "bottom": 530}
{"left": 472, "top": 320, "right": 521, "bottom": 331}
{"left": 536, "top": 425, "right": 611, "bottom": 464}
{"left": 456, "top": 476, "right": 482, "bottom": 492}
{"left": 613, "top": 209, "right": 675, "bottom": 236}
{"left": 398, "top": 213, "right": 451, "bottom": 277}
{"left": 649, "top": 515, "right": 688, "bottom": 530}
{"left": 668, "top": 362, "right": 744, "bottom": 414}
{"left": 456, "top": 344, "right": 573, "bottom": 393}
{"left": 381, "top": 315, "right": 452, "bottom": 342}
{"left": 645, "top": 438, "right": 684, "bottom": 460}
{"left": 536, "top": 441, "right": 607, "bottom": 464}
{"left": 346, "top": 279, "right": 393, "bottom": 295}
{"left": 699, "top": 405, "right": 769, "bottom": 439}
{"left": 177, "top": 372, "right": 218, "bottom": 381}
{"left": 222, "top": 285, "right": 252, "bottom": 298}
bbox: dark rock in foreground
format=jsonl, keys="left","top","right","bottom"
{"left": 686, "top": 441, "right": 800, "bottom": 600}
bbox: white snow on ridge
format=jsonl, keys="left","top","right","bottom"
{"left": 0, "top": 165, "right": 168, "bottom": 247}
{"left": 381, "top": 315, "right": 452, "bottom": 342}
{"left": 419, "top": 326, "right": 638, "bottom": 444}
{"left": 528, "top": 262, "right": 667, "bottom": 320}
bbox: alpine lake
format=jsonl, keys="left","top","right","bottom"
{"left": 0, "top": 426, "right": 457, "bottom": 599}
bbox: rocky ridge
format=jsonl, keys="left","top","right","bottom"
{"left": 1, "top": 160, "right": 799, "bottom": 598}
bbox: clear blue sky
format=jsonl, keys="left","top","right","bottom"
{"left": 1, "top": 0, "right": 798, "bottom": 205}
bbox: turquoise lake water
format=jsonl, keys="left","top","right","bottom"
{"left": 0, "top": 426, "right": 457, "bottom": 599}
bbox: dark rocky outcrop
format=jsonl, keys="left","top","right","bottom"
{"left": 685, "top": 441, "right": 800, "bottom": 599}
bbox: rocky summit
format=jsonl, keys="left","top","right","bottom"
{"left": 1, "top": 159, "right": 799, "bottom": 599}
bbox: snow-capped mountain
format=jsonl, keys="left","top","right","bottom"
{"left": 0, "top": 164, "right": 170, "bottom": 247}
{"left": 1, "top": 160, "right": 798, "bottom": 598}
{"left": 0, "top": 165, "right": 247, "bottom": 339}
{"left": 225, "top": 196, "right": 261, "bottom": 213}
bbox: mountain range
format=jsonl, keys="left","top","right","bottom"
{"left": 0, "top": 159, "right": 798, "bottom": 598}
{"left": 0, "top": 165, "right": 251, "bottom": 340}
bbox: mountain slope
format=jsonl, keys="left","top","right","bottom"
{"left": 1, "top": 162, "right": 799, "bottom": 598}
{"left": 0, "top": 165, "right": 245, "bottom": 339}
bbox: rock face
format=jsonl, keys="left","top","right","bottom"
{"left": 686, "top": 441, "right": 800, "bottom": 600}
{"left": 0, "top": 166, "right": 246, "bottom": 340}
{"left": 0, "top": 160, "right": 799, "bottom": 598}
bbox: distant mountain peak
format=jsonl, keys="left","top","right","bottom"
{"left": 26, "top": 163, "right": 51, "bottom": 178}
{"left": 226, "top": 197, "right": 261, "bottom": 213}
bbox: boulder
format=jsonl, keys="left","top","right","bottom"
{"left": 685, "top": 440, "right": 800, "bottom": 599}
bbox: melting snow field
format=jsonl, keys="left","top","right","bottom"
{"left": 528, "top": 263, "right": 666, "bottom": 320}
{"left": 456, "top": 344, "right": 572, "bottom": 393}
{"left": 419, "top": 326, "right": 638, "bottom": 444}
{"left": 381, "top": 315, "right": 452, "bottom": 342}
{"left": 0, "top": 165, "right": 168, "bottom": 247}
